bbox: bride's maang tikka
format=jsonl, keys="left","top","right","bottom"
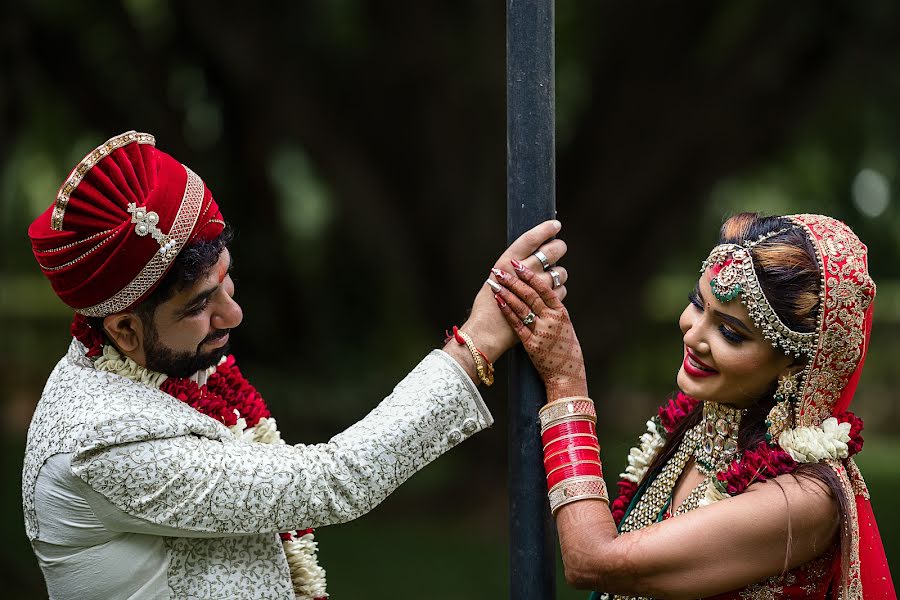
{"left": 700, "top": 227, "right": 818, "bottom": 359}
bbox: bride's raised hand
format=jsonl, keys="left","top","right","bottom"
{"left": 491, "top": 260, "right": 587, "bottom": 400}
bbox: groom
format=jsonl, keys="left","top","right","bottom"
{"left": 23, "top": 131, "right": 566, "bottom": 599}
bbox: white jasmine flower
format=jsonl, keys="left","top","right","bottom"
{"left": 620, "top": 420, "right": 665, "bottom": 483}
{"left": 778, "top": 417, "right": 851, "bottom": 463}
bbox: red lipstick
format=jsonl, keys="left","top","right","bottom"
{"left": 683, "top": 348, "right": 718, "bottom": 378}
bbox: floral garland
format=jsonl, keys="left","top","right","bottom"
{"left": 610, "top": 392, "right": 865, "bottom": 525}
{"left": 72, "top": 315, "right": 328, "bottom": 599}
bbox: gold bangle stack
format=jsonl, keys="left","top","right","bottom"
{"left": 548, "top": 475, "right": 609, "bottom": 515}
{"left": 539, "top": 396, "right": 596, "bottom": 433}
{"left": 455, "top": 329, "right": 494, "bottom": 386}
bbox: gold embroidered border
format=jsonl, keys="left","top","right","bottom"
{"left": 51, "top": 131, "right": 156, "bottom": 231}
{"left": 788, "top": 215, "right": 874, "bottom": 427}
{"left": 828, "top": 460, "right": 863, "bottom": 600}
{"left": 76, "top": 166, "right": 204, "bottom": 317}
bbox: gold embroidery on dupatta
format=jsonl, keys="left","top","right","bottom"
{"left": 829, "top": 460, "right": 863, "bottom": 600}
{"left": 789, "top": 215, "right": 874, "bottom": 428}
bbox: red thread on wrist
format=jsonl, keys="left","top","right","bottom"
{"left": 445, "top": 325, "right": 493, "bottom": 368}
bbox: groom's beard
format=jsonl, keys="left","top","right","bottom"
{"left": 143, "top": 325, "right": 231, "bottom": 379}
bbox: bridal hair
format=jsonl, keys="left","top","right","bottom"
{"left": 718, "top": 212, "right": 820, "bottom": 335}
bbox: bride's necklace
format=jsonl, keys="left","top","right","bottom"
{"left": 619, "top": 401, "right": 744, "bottom": 533}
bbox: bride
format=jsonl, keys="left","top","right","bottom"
{"left": 490, "top": 213, "right": 894, "bottom": 599}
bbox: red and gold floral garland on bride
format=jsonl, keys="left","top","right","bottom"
{"left": 610, "top": 392, "right": 865, "bottom": 526}
{"left": 72, "top": 315, "right": 328, "bottom": 600}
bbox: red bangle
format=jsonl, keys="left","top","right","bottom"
{"left": 544, "top": 448, "right": 601, "bottom": 472}
{"left": 541, "top": 421, "right": 596, "bottom": 446}
{"left": 547, "top": 463, "right": 603, "bottom": 489}
{"left": 543, "top": 434, "right": 600, "bottom": 456}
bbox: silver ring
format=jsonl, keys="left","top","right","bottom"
{"left": 549, "top": 269, "right": 561, "bottom": 289}
{"left": 522, "top": 311, "right": 536, "bottom": 325}
{"left": 533, "top": 251, "right": 551, "bottom": 271}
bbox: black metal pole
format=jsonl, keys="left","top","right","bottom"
{"left": 507, "top": 0, "right": 556, "bottom": 598}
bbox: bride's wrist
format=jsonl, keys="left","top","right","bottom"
{"left": 546, "top": 380, "right": 589, "bottom": 402}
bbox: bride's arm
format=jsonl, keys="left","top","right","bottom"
{"left": 556, "top": 474, "right": 837, "bottom": 599}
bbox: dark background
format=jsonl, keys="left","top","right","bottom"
{"left": 2, "top": 1, "right": 899, "bottom": 598}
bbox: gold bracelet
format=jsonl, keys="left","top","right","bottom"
{"left": 456, "top": 329, "right": 494, "bottom": 386}
{"left": 548, "top": 475, "right": 609, "bottom": 515}
{"left": 539, "top": 396, "right": 596, "bottom": 431}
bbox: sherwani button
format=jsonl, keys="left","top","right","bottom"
{"left": 448, "top": 429, "right": 463, "bottom": 444}
{"left": 461, "top": 418, "right": 477, "bottom": 435}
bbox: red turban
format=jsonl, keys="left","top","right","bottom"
{"left": 28, "top": 131, "right": 225, "bottom": 317}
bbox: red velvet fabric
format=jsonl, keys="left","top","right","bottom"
{"left": 28, "top": 134, "right": 224, "bottom": 314}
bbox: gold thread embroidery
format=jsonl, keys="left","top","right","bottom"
{"left": 38, "top": 229, "right": 115, "bottom": 254}
{"left": 50, "top": 131, "right": 156, "bottom": 231}
{"left": 789, "top": 215, "right": 875, "bottom": 428}
{"left": 829, "top": 460, "right": 863, "bottom": 600}
{"left": 75, "top": 166, "right": 205, "bottom": 317}
{"left": 37, "top": 233, "right": 119, "bottom": 272}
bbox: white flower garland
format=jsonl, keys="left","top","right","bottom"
{"left": 778, "top": 417, "right": 851, "bottom": 463}
{"left": 92, "top": 343, "right": 327, "bottom": 599}
{"left": 619, "top": 419, "right": 666, "bottom": 483}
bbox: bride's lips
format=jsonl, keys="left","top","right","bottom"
{"left": 683, "top": 348, "right": 718, "bottom": 378}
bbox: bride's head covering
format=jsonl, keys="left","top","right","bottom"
{"left": 704, "top": 213, "right": 891, "bottom": 599}
{"left": 787, "top": 214, "right": 887, "bottom": 600}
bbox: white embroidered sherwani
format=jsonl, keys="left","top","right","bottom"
{"left": 22, "top": 341, "right": 492, "bottom": 599}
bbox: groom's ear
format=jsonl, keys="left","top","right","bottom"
{"left": 102, "top": 312, "right": 146, "bottom": 354}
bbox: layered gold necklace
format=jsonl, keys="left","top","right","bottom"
{"left": 619, "top": 401, "right": 744, "bottom": 533}
{"left": 605, "top": 402, "right": 744, "bottom": 600}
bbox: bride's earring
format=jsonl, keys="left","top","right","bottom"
{"left": 766, "top": 372, "right": 800, "bottom": 443}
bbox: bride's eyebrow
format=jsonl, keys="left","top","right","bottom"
{"left": 695, "top": 282, "right": 755, "bottom": 336}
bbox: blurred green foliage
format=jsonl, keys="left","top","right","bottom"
{"left": 2, "top": 0, "right": 899, "bottom": 596}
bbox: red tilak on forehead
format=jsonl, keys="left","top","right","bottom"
{"left": 217, "top": 261, "right": 228, "bottom": 284}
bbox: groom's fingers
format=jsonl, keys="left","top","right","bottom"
{"left": 505, "top": 220, "right": 563, "bottom": 260}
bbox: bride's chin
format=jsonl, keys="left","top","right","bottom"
{"left": 676, "top": 370, "right": 708, "bottom": 401}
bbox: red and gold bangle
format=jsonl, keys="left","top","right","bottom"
{"left": 548, "top": 475, "right": 609, "bottom": 515}
{"left": 546, "top": 462, "right": 603, "bottom": 489}
{"left": 543, "top": 433, "right": 600, "bottom": 455}
{"left": 541, "top": 421, "right": 596, "bottom": 446}
{"left": 445, "top": 326, "right": 494, "bottom": 386}
{"left": 539, "top": 396, "right": 596, "bottom": 431}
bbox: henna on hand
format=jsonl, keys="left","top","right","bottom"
{"left": 493, "top": 262, "right": 587, "bottom": 399}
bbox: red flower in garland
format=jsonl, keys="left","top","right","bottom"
{"left": 71, "top": 314, "right": 105, "bottom": 357}
{"left": 611, "top": 480, "right": 638, "bottom": 525}
{"left": 836, "top": 411, "right": 865, "bottom": 457}
{"left": 716, "top": 443, "right": 798, "bottom": 496}
{"left": 206, "top": 360, "right": 270, "bottom": 428}
{"left": 657, "top": 392, "right": 700, "bottom": 434}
